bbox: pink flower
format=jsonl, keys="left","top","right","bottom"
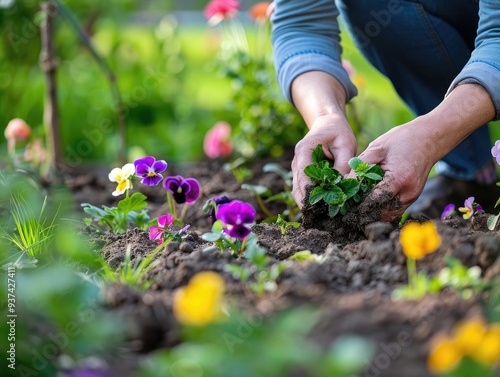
{"left": 5, "top": 118, "right": 31, "bottom": 142}
{"left": 203, "top": 121, "right": 233, "bottom": 159}
{"left": 204, "top": 0, "right": 239, "bottom": 26}
{"left": 149, "top": 214, "right": 176, "bottom": 245}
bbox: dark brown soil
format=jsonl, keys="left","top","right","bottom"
{"left": 68, "top": 156, "right": 500, "bottom": 377}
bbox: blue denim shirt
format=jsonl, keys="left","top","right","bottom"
{"left": 271, "top": 0, "right": 500, "bottom": 119}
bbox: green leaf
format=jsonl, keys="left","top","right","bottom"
{"left": 487, "top": 215, "right": 499, "bottom": 231}
{"left": 309, "top": 186, "right": 326, "bottom": 205}
{"left": 201, "top": 232, "right": 222, "bottom": 242}
{"left": 117, "top": 193, "right": 148, "bottom": 214}
{"left": 304, "top": 164, "right": 324, "bottom": 181}
{"left": 348, "top": 157, "right": 363, "bottom": 171}
{"left": 368, "top": 164, "right": 385, "bottom": 177}
{"left": 328, "top": 205, "right": 340, "bottom": 218}
{"left": 364, "top": 172, "right": 383, "bottom": 181}
{"left": 312, "top": 144, "right": 326, "bottom": 163}
{"left": 81, "top": 204, "right": 109, "bottom": 219}
{"left": 241, "top": 184, "right": 271, "bottom": 197}
{"left": 495, "top": 198, "right": 500, "bottom": 208}
{"left": 339, "top": 178, "right": 360, "bottom": 199}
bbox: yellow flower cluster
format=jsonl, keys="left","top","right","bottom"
{"left": 428, "top": 317, "right": 500, "bottom": 373}
{"left": 173, "top": 271, "right": 225, "bottom": 326}
{"left": 400, "top": 221, "right": 441, "bottom": 260}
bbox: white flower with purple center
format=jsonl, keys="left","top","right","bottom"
{"left": 491, "top": 140, "right": 500, "bottom": 165}
{"left": 134, "top": 156, "right": 168, "bottom": 186}
{"left": 216, "top": 200, "right": 256, "bottom": 239}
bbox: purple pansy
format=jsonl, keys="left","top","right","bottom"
{"left": 440, "top": 204, "right": 456, "bottom": 220}
{"left": 134, "top": 156, "right": 168, "bottom": 186}
{"left": 458, "top": 196, "right": 482, "bottom": 220}
{"left": 163, "top": 176, "right": 201, "bottom": 204}
{"left": 216, "top": 200, "right": 256, "bottom": 239}
{"left": 492, "top": 140, "right": 500, "bottom": 165}
{"left": 149, "top": 214, "right": 176, "bottom": 245}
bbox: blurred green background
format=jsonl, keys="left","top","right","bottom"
{"left": 4, "top": 0, "right": 495, "bottom": 167}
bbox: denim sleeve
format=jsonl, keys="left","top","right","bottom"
{"left": 271, "top": 0, "right": 357, "bottom": 105}
{"left": 447, "top": 0, "right": 500, "bottom": 119}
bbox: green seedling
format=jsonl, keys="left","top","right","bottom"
{"left": 263, "top": 162, "right": 299, "bottom": 220}
{"left": 288, "top": 250, "right": 325, "bottom": 263}
{"left": 304, "top": 145, "right": 384, "bottom": 218}
{"left": 223, "top": 157, "right": 253, "bottom": 183}
{"left": 275, "top": 214, "right": 300, "bottom": 235}
{"left": 2, "top": 194, "right": 59, "bottom": 259}
{"left": 82, "top": 192, "right": 150, "bottom": 234}
{"left": 100, "top": 243, "right": 163, "bottom": 291}
{"left": 241, "top": 183, "right": 273, "bottom": 218}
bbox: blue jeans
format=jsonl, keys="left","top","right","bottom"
{"left": 336, "top": 0, "right": 492, "bottom": 180}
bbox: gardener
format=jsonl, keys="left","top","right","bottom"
{"left": 270, "top": 0, "right": 500, "bottom": 221}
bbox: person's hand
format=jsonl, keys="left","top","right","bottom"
{"left": 352, "top": 120, "right": 438, "bottom": 222}
{"left": 292, "top": 113, "right": 357, "bottom": 208}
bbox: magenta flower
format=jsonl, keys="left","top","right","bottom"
{"left": 440, "top": 204, "right": 456, "bottom": 220}
{"left": 163, "top": 176, "right": 201, "bottom": 204}
{"left": 203, "top": 122, "right": 233, "bottom": 159}
{"left": 149, "top": 214, "right": 176, "bottom": 245}
{"left": 134, "top": 156, "right": 168, "bottom": 186}
{"left": 204, "top": 0, "right": 239, "bottom": 26}
{"left": 491, "top": 140, "right": 500, "bottom": 165}
{"left": 216, "top": 200, "right": 256, "bottom": 239}
{"left": 458, "top": 196, "right": 482, "bottom": 220}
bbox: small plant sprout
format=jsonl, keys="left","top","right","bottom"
{"left": 163, "top": 175, "right": 201, "bottom": 221}
{"left": 458, "top": 196, "right": 482, "bottom": 220}
{"left": 263, "top": 162, "right": 298, "bottom": 220}
{"left": 203, "top": 121, "right": 233, "bottom": 159}
{"left": 241, "top": 183, "right": 273, "bottom": 218}
{"left": 100, "top": 244, "right": 163, "bottom": 292}
{"left": 275, "top": 214, "right": 300, "bottom": 235}
{"left": 399, "top": 221, "right": 441, "bottom": 298}
{"left": 133, "top": 156, "right": 167, "bottom": 186}
{"left": 108, "top": 163, "right": 135, "bottom": 197}
{"left": 304, "top": 145, "right": 384, "bottom": 218}
{"left": 149, "top": 214, "right": 190, "bottom": 245}
{"left": 173, "top": 271, "right": 226, "bottom": 326}
{"left": 427, "top": 316, "right": 500, "bottom": 374}
{"left": 223, "top": 157, "right": 253, "bottom": 183}
{"left": 225, "top": 233, "right": 287, "bottom": 296}
{"left": 440, "top": 204, "right": 456, "bottom": 220}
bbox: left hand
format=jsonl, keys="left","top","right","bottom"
{"left": 351, "top": 119, "right": 439, "bottom": 221}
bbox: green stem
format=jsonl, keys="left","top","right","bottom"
{"left": 179, "top": 203, "right": 189, "bottom": 222}
{"left": 407, "top": 257, "right": 418, "bottom": 296}
{"left": 239, "top": 236, "right": 248, "bottom": 257}
{"left": 256, "top": 195, "right": 274, "bottom": 218}
{"left": 166, "top": 191, "right": 177, "bottom": 218}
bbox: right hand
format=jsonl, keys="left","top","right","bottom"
{"left": 291, "top": 113, "right": 357, "bottom": 208}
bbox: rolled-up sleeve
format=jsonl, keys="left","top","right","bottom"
{"left": 271, "top": 0, "right": 357, "bottom": 105}
{"left": 446, "top": 0, "right": 500, "bottom": 119}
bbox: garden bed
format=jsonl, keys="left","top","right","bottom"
{"left": 63, "top": 155, "right": 500, "bottom": 377}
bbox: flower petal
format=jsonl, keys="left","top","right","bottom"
{"left": 135, "top": 163, "right": 150, "bottom": 177}
{"left": 149, "top": 226, "right": 163, "bottom": 241}
{"left": 108, "top": 168, "right": 122, "bottom": 182}
{"left": 163, "top": 176, "right": 182, "bottom": 192}
{"left": 134, "top": 156, "right": 155, "bottom": 169}
{"left": 225, "top": 224, "right": 251, "bottom": 239}
{"left": 121, "top": 163, "right": 136, "bottom": 178}
{"left": 142, "top": 174, "right": 163, "bottom": 186}
{"left": 184, "top": 178, "right": 201, "bottom": 203}
{"left": 152, "top": 159, "right": 168, "bottom": 173}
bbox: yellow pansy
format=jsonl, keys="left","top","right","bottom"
{"left": 427, "top": 334, "right": 463, "bottom": 374}
{"left": 173, "top": 271, "right": 225, "bottom": 326}
{"left": 471, "top": 324, "right": 500, "bottom": 367}
{"left": 108, "top": 163, "right": 135, "bottom": 196}
{"left": 399, "top": 222, "right": 441, "bottom": 259}
{"left": 453, "top": 316, "right": 487, "bottom": 355}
